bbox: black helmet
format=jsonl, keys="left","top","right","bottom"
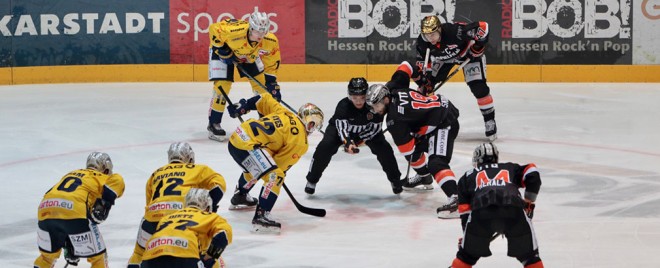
{"left": 348, "top": 77, "right": 368, "bottom": 95}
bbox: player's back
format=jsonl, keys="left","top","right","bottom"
{"left": 390, "top": 88, "right": 457, "bottom": 131}
{"left": 142, "top": 207, "right": 232, "bottom": 260}
{"left": 39, "top": 169, "right": 109, "bottom": 221}
{"left": 461, "top": 162, "right": 528, "bottom": 210}
{"left": 230, "top": 94, "right": 308, "bottom": 155}
{"left": 144, "top": 163, "right": 222, "bottom": 222}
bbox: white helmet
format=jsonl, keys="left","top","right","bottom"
{"left": 86, "top": 152, "right": 113, "bottom": 175}
{"left": 298, "top": 103, "right": 324, "bottom": 133}
{"left": 168, "top": 142, "right": 195, "bottom": 164}
{"left": 184, "top": 188, "right": 212, "bottom": 212}
{"left": 249, "top": 11, "right": 270, "bottom": 33}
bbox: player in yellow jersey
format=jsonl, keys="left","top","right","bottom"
{"left": 126, "top": 142, "right": 227, "bottom": 268}
{"left": 226, "top": 92, "right": 323, "bottom": 233}
{"left": 207, "top": 10, "right": 282, "bottom": 141}
{"left": 34, "top": 152, "right": 125, "bottom": 268}
{"left": 141, "top": 188, "right": 232, "bottom": 268}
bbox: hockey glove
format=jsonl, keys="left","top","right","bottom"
{"left": 90, "top": 198, "right": 112, "bottom": 224}
{"left": 343, "top": 140, "right": 360, "bottom": 154}
{"left": 227, "top": 99, "right": 249, "bottom": 118}
{"left": 469, "top": 43, "right": 486, "bottom": 58}
{"left": 201, "top": 255, "right": 216, "bottom": 268}
{"left": 265, "top": 74, "right": 282, "bottom": 101}
{"left": 415, "top": 74, "right": 435, "bottom": 96}
{"left": 524, "top": 200, "right": 536, "bottom": 219}
{"left": 216, "top": 44, "right": 238, "bottom": 65}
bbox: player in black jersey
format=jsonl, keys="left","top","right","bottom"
{"left": 305, "top": 77, "right": 403, "bottom": 195}
{"left": 450, "top": 142, "right": 544, "bottom": 268}
{"left": 413, "top": 15, "right": 497, "bottom": 141}
{"left": 366, "top": 64, "right": 460, "bottom": 218}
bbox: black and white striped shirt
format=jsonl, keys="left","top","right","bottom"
{"left": 329, "top": 98, "right": 384, "bottom": 143}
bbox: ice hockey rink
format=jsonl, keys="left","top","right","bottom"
{"left": 1, "top": 81, "right": 659, "bottom": 267}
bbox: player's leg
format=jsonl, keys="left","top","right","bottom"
{"left": 34, "top": 220, "right": 64, "bottom": 268}
{"left": 463, "top": 56, "right": 496, "bottom": 141}
{"left": 305, "top": 125, "right": 342, "bottom": 194}
{"left": 365, "top": 132, "right": 403, "bottom": 194}
{"left": 505, "top": 208, "right": 544, "bottom": 267}
{"left": 142, "top": 256, "right": 202, "bottom": 268}
{"left": 252, "top": 168, "right": 285, "bottom": 234}
{"left": 402, "top": 137, "right": 434, "bottom": 191}
{"left": 227, "top": 143, "right": 260, "bottom": 210}
{"left": 451, "top": 211, "right": 495, "bottom": 267}
{"left": 66, "top": 219, "right": 108, "bottom": 268}
{"left": 127, "top": 218, "right": 158, "bottom": 268}
{"left": 208, "top": 48, "right": 236, "bottom": 141}
{"left": 427, "top": 121, "right": 461, "bottom": 218}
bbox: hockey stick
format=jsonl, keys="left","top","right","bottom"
{"left": 432, "top": 60, "right": 470, "bottom": 93}
{"left": 282, "top": 183, "right": 326, "bottom": 217}
{"left": 218, "top": 87, "right": 326, "bottom": 218}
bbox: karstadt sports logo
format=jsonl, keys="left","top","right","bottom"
{"left": 0, "top": 12, "right": 165, "bottom": 37}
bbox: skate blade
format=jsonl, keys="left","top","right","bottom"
{"left": 402, "top": 185, "right": 434, "bottom": 192}
{"left": 228, "top": 204, "right": 256, "bottom": 210}
{"left": 437, "top": 211, "right": 459, "bottom": 219}
{"left": 251, "top": 225, "right": 281, "bottom": 234}
{"left": 208, "top": 133, "right": 227, "bottom": 142}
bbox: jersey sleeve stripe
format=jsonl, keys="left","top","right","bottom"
{"left": 522, "top": 164, "right": 538, "bottom": 187}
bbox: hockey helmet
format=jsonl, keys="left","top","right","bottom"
{"left": 298, "top": 103, "right": 324, "bottom": 133}
{"left": 184, "top": 188, "right": 213, "bottom": 212}
{"left": 168, "top": 142, "right": 195, "bottom": 164}
{"left": 347, "top": 77, "right": 368, "bottom": 95}
{"left": 249, "top": 11, "right": 270, "bottom": 34}
{"left": 472, "top": 142, "right": 499, "bottom": 166}
{"left": 421, "top": 15, "right": 441, "bottom": 34}
{"left": 365, "top": 84, "right": 390, "bottom": 107}
{"left": 86, "top": 152, "right": 113, "bottom": 175}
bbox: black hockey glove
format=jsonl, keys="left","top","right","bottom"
{"left": 343, "top": 140, "right": 360, "bottom": 154}
{"left": 524, "top": 200, "right": 536, "bottom": 219}
{"left": 201, "top": 255, "right": 216, "bottom": 268}
{"left": 415, "top": 73, "right": 435, "bottom": 96}
{"left": 265, "top": 74, "right": 281, "bottom": 101}
{"left": 216, "top": 43, "right": 238, "bottom": 64}
{"left": 228, "top": 99, "right": 249, "bottom": 118}
{"left": 90, "top": 198, "right": 111, "bottom": 224}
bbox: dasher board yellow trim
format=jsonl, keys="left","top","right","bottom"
{"left": 1, "top": 64, "right": 659, "bottom": 85}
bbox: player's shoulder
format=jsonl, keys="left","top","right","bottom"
{"left": 263, "top": 32, "right": 279, "bottom": 43}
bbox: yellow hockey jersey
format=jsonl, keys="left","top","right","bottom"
{"left": 229, "top": 93, "right": 309, "bottom": 172}
{"left": 144, "top": 163, "right": 226, "bottom": 222}
{"left": 260, "top": 33, "right": 280, "bottom": 77}
{"left": 142, "top": 207, "right": 232, "bottom": 260}
{"left": 38, "top": 169, "right": 125, "bottom": 221}
{"left": 209, "top": 19, "right": 279, "bottom": 67}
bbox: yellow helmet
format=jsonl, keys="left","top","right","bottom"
{"left": 421, "top": 15, "right": 441, "bottom": 34}
{"left": 298, "top": 103, "right": 324, "bottom": 133}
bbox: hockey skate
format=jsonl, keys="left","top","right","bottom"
{"left": 304, "top": 182, "right": 316, "bottom": 195}
{"left": 252, "top": 207, "right": 281, "bottom": 234}
{"left": 485, "top": 120, "right": 497, "bottom": 141}
{"left": 437, "top": 194, "right": 459, "bottom": 219}
{"left": 229, "top": 191, "right": 258, "bottom": 210}
{"left": 207, "top": 123, "right": 227, "bottom": 142}
{"left": 402, "top": 173, "right": 434, "bottom": 192}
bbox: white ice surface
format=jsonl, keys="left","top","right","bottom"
{"left": 1, "top": 81, "right": 659, "bottom": 267}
